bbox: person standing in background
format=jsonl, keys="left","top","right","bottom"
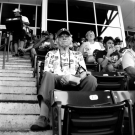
{"left": 12, "top": 8, "right": 30, "bottom": 56}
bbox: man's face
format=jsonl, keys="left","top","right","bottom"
{"left": 14, "top": 12, "right": 20, "bottom": 17}
{"left": 41, "top": 34, "right": 49, "bottom": 39}
{"left": 86, "top": 31, "right": 95, "bottom": 40}
{"left": 115, "top": 45, "right": 121, "bottom": 51}
{"left": 57, "top": 33, "right": 71, "bottom": 48}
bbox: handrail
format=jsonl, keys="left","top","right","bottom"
{"left": 0, "top": 43, "right": 6, "bottom": 50}
{"left": 0, "top": 31, "right": 10, "bottom": 69}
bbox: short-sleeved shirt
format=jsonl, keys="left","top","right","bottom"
{"left": 21, "top": 15, "right": 29, "bottom": 24}
{"left": 82, "top": 41, "right": 101, "bottom": 56}
{"left": 122, "top": 49, "right": 135, "bottom": 69}
{"left": 96, "top": 50, "right": 120, "bottom": 64}
{"left": 21, "top": 15, "right": 30, "bottom": 33}
{"left": 44, "top": 49, "right": 87, "bottom": 76}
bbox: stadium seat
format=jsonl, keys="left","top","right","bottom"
{"left": 33, "top": 54, "right": 45, "bottom": 77}
{"left": 51, "top": 90, "right": 134, "bottom": 135}
{"left": 92, "top": 72, "right": 125, "bottom": 90}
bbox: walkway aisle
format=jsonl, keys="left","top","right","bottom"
{"left": 0, "top": 52, "right": 52, "bottom": 135}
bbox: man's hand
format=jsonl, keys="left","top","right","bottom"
{"left": 40, "top": 36, "right": 46, "bottom": 42}
{"left": 60, "top": 75, "right": 69, "bottom": 85}
{"left": 107, "top": 46, "right": 115, "bottom": 56}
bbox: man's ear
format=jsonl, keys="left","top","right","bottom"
{"left": 55, "top": 38, "right": 58, "bottom": 44}
{"left": 69, "top": 36, "right": 73, "bottom": 41}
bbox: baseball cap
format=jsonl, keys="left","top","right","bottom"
{"left": 56, "top": 28, "right": 71, "bottom": 37}
{"left": 41, "top": 31, "right": 49, "bottom": 36}
{"left": 13, "top": 8, "right": 21, "bottom": 13}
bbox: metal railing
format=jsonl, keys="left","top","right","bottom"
{"left": 0, "top": 31, "right": 11, "bottom": 69}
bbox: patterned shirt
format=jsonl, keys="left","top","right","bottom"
{"left": 44, "top": 49, "right": 87, "bottom": 75}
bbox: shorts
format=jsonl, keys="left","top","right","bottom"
{"left": 13, "top": 29, "right": 26, "bottom": 43}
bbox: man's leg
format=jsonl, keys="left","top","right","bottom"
{"left": 31, "top": 48, "right": 37, "bottom": 67}
{"left": 18, "top": 30, "right": 26, "bottom": 56}
{"left": 79, "top": 75, "right": 97, "bottom": 92}
{"left": 13, "top": 40, "right": 19, "bottom": 56}
{"left": 19, "top": 40, "right": 25, "bottom": 49}
{"left": 18, "top": 40, "right": 25, "bottom": 56}
{"left": 12, "top": 33, "right": 19, "bottom": 56}
{"left": 30, "top": 71, "right": 63, "bottom": 131}
{"left": 14, "top": 42, "right": 18, "bottom": 54}
{"left": 31, "top": 48, "right": 37, "bottom": 60}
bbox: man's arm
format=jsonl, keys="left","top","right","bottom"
{"left": 78, "top": 43, "right": 85, "bottom": 56}
{"left": 96, "top": 51, "right": 109, "bottom": 69}
{"left": 125, "top": 66, "right": 135, "bottom": 78}
{"left": 22, "top": 43, "right": 34, "bottom": 52}
{"left": 33, "top": 37, "right": 46, "bottom": 49}
{"left": 122, "top": 51, "right": 135, "bottom": 78}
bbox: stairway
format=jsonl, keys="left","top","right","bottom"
{"left": 0, "top": 52, "right": 52, "bottom": 135}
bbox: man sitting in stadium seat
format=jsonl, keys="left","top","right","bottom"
{"left": 30, "top": 28, "right": 97, "bottom": 131}
{"left": 79, "top": 30, "right": 101, "bottom": 63}
{"left": 122, "top": 36, "right": 135, "bottom": 90}
{"left": 30, "top": 31, "right": 56, "bottom": 65}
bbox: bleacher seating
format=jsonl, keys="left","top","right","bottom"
{"left": 91, "top": 71, "right": 126, "bottom": 90}
{"left": 126, "top": 78, "right": 135, "bottom": 90}
{"left": 33, "top": 54, "right": 45, "bottom": 77}
{"left": 51, "top": 90, "right": 134, "bottom": 135}
{"left": 86, "top": 62, "right": 100, "bottom": 72}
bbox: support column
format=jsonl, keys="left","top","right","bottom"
{"left": 118, "top": 6, "right": 126, "bottom": 47}
{"left": 41, "top": 0, "right": 48, "bottom": 32}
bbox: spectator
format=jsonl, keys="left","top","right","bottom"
{"left": 30, "top": 31, "right": 55, "bottom": 64}
{"left": 49, "top": 33, "right": 54, "bottom": 41}
{"left": 96, "top": 36, "right": 121, "bottom": 72}
{"left": 30, "top": 28, "right": 97, "bottom": 131}
{"left": 79, "top": 30, "right": 101, "bottom": 63}
{"left": 122, "top": 36, "right": 135, "bottom": 79}
{"left": 72, "top": 41, "right": 80, "bottom": 51}
{"left": 19, "top": 34, "right": 37, "bottom": 55}
{"left": 118, "top": 36, "right": 131, "bottom": 58}
{"left": 80, "top": 37, "right": 86, "bottom": 45}
{"left": 95, "top": 36, "right": 105, "bottom": 50}
{"left": 12, "top": 8, "right": 30, "bottom": 57}
{"left": 114, "top": 37, "right": 123, "bottom": 52}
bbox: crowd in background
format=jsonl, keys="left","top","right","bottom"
{"left": 1, "top": 26, "right": 133, "bottom": 73}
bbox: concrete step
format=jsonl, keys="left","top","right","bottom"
{"left": 0, "top": 77, "right": 35, "bottom": 81}
{"left": 0, "top": 72, "right": 34, "bottom": 77}
{"left": 0, "top": 66, "right": 33, "bottom": 70}
{"left": 0, "top": 69, "right": 33, "bottom": 73}
{"left": 0, "top": 94, "right": 37, "bottom": 102}
{"left": 0, "top": 103, "right": 39, "bottom": 114}
{"left": 0, "top": 115, "right": 38, "bottom": 131}
{"left": 0, "top": 53, "right": 30, "bottom": 57}
{"left": 0, "top": 81, "right": 36, "bottom": 87}
{"left": 0, "top": 86, "right": 37, "bottom": 94}
{"left": 0, "top": 61, "right": 31, "bottom": 66}
{"left": 0, "top": 56, "right": 30, "bottom": 62}
{"left": 0, "top": 64, "right": 31, "bottom": 68}
{"left": 0, "top": 60, "right": 31, "bottom": 64}
{"left": 0, "top": 131, "right": 52, "bottom": 135}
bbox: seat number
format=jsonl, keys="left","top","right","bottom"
{"left": 89, "top": 95, "right": 98, "bottom": 100}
